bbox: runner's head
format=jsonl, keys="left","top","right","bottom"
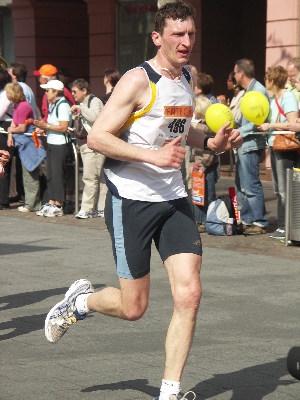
{"left": 155, "top": 0, "right": 196, "bottom": 36}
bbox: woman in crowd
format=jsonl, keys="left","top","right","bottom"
{"left": 194, "top": 72, "right": 218, "bottom": 104}
{"left": 5, "top": 82, "right": 45, "bottom": 212}
{"left": 258, "top": 66, "right": 299, "bottom": 239}
{"left": 101, "top": 68, "right": 121, "bottom": 105}
{"left": 33, "top": 80, "right": 71, "bottom": 217}
{"left": 191, "top": 95, "right": 220, "bottom": 233}
{"left": 224, "top": 71, "right": 245, "bottom": 127}
{"left": 0, "top": 67, "right": 13, "bottom": 209}
{"left": 221, "top": 71, "right": 245, "bottom": 211}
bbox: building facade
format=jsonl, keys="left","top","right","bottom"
{"left": 2, "top": 0, "right": 300, "bottom": 176}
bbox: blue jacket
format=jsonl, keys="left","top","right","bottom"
{"left": 239, "top": 79, "right": 270, "bottom": 153}
{"left": 13, "top": 134, "right": 46, "bottom": 172}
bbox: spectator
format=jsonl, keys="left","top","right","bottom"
{"left": 8, "top": 62, "right": 39, "bottom": 202}
{"left": 194, "top": 72, "right": 218, "bottom": 103}
{"left": 231, "top": 58, "right": 269, "bottom": 235}
{"left": 191, "top": 95, "right": 219, "bottom": 233}
{"left": 286, "top": 57, "right": 300, "bottom": 104}
{"left": 5, "top": 83, "right": 45, "bottom": 212}
{"left": 101, "top": 68, "right": 121, "bottom": 105}
{"left": 221, "top": 71, "right": 245, "bottom": 127}
{"left": 8, "top": 62, "right": 38, "bottom": 119}
{"left": 33, "top": 64, "right": 75, "bottom": 121}
{"left": 220, "top": 71, "right": 245, "bottom": 211}
{"left": 69, "top": 78, "right": 106, "bottom": 219}
{"left": 0, "top": 67, "right": 13, "bottom": 209}
{"left": 258, "top": 66, "right": 298, "bottom": 239}
{"left": 33, "top": 80, "right": 71, "bottom": 217}
{"left": 58, "top": 67, "right": 72, "bottom": 93}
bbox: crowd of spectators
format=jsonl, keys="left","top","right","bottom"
{"left": 1, "top": 57, "right": 300, "bottom": 242}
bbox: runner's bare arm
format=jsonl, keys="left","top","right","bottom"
{"left": 88, "top": 69, "right": 185, "bottom": 169}
{"left": 186, "top": 122, "right": 243, "bottom": 151}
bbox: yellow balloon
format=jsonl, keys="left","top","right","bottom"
{"left": 204, "top": 103, "right": 235, "bottom": 133}
{"left": 240, "top": 90, "right": 269, "bottom": 125}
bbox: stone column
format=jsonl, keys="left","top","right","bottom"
{"left": 9, "top": 0, "right": 89, "bottom": 105}
{"left": 266, "top": 0, "right": 300, "bottom": 67}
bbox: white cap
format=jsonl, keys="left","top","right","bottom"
{"left": 40, "top": 80, "right": 64, "bottom": 91}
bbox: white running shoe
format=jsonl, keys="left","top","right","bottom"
{"left": 93, "top": 210, "right": 104, "bottom": 218}
{"left": 36, "top": 203, "right": 52, "bottom": 216}
{"left": 44, "top": 205, "right": 64, "bottom": 217}
{"left": 45, "top": 279, "right": 94, "bottom": 343}
{"left": 75, "top": 210, "right": 93, "bottom": 219}
{"left": 18, "top": 206, "right": 30, "bottom": 212}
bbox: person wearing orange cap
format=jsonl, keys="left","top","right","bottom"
{"left": 33, "top": 64, "right": 75, "bottom": 121}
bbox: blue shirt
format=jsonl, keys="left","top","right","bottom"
{"left": 267, "top": 91, "right": 298, "bottom": 146}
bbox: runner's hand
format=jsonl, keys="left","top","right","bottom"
{"left": 151, "top": 136, "right": 185, "bottom": 168}
{"left": 209, "top": 123, "right": 242, "bottom": 152}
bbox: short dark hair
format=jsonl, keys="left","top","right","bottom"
{"left": 58, "top": 67, "right": 70, "bottom": 77}
{"left": 235, "top": 58, "right": 255, "bottom": 79}
{"left": 104, "top": 68, "right": 121, "bottom": 88}
{"left": 228, "top": 71, "right": 243, "bottom": 91}
{"left": 10, "top": 62, "right": 27, "bottom": 82}
{"left": 71, "top": 78, "right": 91, "bottom": 94}
{"left": 196, "top": 72, "right": 214, "bottom": 95}
{"left": 229, "top": 71, "right": 236, "bottom": 85}
{"left": 0, "top": 67, "right": 12, "bottom": 90}
{"left": 155, "top": 0, "right": 196, "bottom": 35}
{"left": 266, "top": 66, "right": 288, "bottom": 89}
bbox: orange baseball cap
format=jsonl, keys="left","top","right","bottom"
{"left": 33, "top": 64, "right": 58, "bottom": 77}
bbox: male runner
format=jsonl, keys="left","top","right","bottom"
{"left": 45, "top": 2, "right": 242, "bottom": 399}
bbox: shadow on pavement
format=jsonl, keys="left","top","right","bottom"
{"left": 81, "top": 358, "right": 297, "bottom": 399}
{"left": 0, "top": 284, "right": 105, "bottom": 341}
{"left": 82, "top": 378, "right": 158, "bottom": 397}
{"left": 0, "top": 284, "right": 105, "bottom": 311}
{"left": 0, "top": 241, "right": 61, "bottom": 256}
{"left": 191, "top": 357, "right": 297, "bottom": 399}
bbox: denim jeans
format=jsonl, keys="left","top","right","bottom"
{"left": 270, "top": 147, "right": 299, "bottom": 230}
{"left": 193, "top": 163, "right": 218, "bottom": 224}
{"left": 236, "top": 148, "right": 268, "bottom": 227}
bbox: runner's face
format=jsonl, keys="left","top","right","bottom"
{"left": 158, "top": 18, "right": 196, "bottom": 67}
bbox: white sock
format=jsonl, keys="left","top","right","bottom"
{"left": 75, "top": 293, "right": 92, "bottom": 315}
{"left": 159, "top": 379, "right": 180, "bottom": 400}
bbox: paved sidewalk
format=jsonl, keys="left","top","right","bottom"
{"left": 0, "top": 177, "right": 299, "bottom": 399}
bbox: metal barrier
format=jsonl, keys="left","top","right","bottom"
{"left": 285, "top": 168, "right": 300, "bottom": 246}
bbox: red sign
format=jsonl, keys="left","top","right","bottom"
{"left": 125, "top": 4, "right": 157, "bottom": 15}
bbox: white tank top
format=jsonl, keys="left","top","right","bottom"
{"left": 104, "top": 61, "right": 194, "bottom": 202}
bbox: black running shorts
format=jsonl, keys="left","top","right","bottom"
{"left": 105, "top": 192, "right": 202, "bottom": 279}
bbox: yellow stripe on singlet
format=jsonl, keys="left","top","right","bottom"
{"left": 115, "top": 81, "right": 157, "bottom": 137}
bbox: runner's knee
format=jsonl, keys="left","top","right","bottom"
{"left": 173, "top": 282, "right": 202, "bottom": 312}
{"left": 122, "top": 302, "right": 148, "bottom": 321}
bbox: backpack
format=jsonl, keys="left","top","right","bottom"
{"left": 72, "top": 95, "right": 95, "bottom": 139}
{"left": 205, "top": 194, "right": 238, "bottom": 236}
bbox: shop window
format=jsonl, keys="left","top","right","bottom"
{"left": 0, "top": 7, "right": 14, "bottom": 67}
{"left": 117, "top": 0, "right": 157, "bottom": 74}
